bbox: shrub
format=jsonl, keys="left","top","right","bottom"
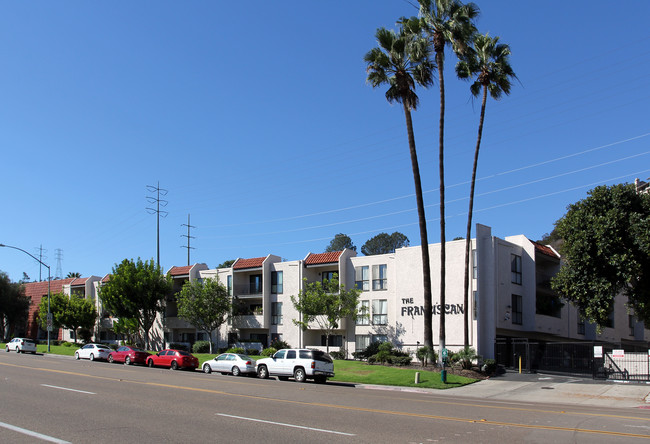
{"left": 482, "top": 359, "right": 497, "bottom": 375}
{"left": 416, "top": 346, "right": 436, "bottom": 367}
{"left": 330, "top": 350, "right": 346, "bottom": 360}
{"left": 245, "top": 348, "right": 258, "bottom": 356}
{"left": 226, "top": 347, "right": 245, "bottom": 354}
{"left": 192, "top": 340, "right": 211, "bottom": 354}
{"left": 61, "top": 341, "right": 75, "bottom": 347}
{"left": 373, "top": 350, "right": 392, "bottom": 364}
{"left": 260, "top": 347, "right": 277, "bottom": 357}
{"left": 356, "top": 341, "right": 385, "bottom": 360}
{"left": 455, "top": 347, "right": 481, "bottom": 370}
{"left": 269, "top": 339, "right": 290, "bottom": 350}
{"left": 389, "top": 356, "right": 412, "bottom": 366}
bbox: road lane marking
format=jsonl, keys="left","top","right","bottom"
{"left": 41, "top": 384, "right": 96, "bottom": 394}
{"left": 2, "top": 361, "right": 650, "bottom": 439}
{"left": 217, "top": 413, "right": 355, "bottom": 436}
{"left": 0, "top": 421, "right": 71, "bottom": 443}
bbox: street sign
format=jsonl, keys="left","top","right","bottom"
{"left": 442, "top": 348, "right": 448, "bottom": 358}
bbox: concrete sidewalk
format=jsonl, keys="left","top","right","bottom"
{"left": 359, "top": 371, "right": 650, "bottom": 409}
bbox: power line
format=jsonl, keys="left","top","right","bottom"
{"left": 146, "top": 182, "right": 168, "bottom": 268}
{"left": 180, "top": 213, "right": 196, "bottom": 266}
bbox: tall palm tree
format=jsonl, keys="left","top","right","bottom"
{"left": 418, "top": 0, "right": 479, "bottom": 361}
{"left": 457, "top": 33, "right": 517, "bottom": 348}
{"left": 365, "top": 24, "right": 436, "bottom": 348}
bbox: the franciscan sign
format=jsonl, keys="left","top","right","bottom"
{"left": 400, "top": 298, "right": 464, "bottom": 317}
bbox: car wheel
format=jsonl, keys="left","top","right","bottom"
{"left": 75, "top": 352, "right": 80, "bottom": 360}
{"left": 125, "top": 356, "right": 131, "bottom": 365}
{"left": 89, "top": 353, "right": 95, "bottom": 361}
{"left": 5, "top": 346, "right": 8, "bottom": 352}
{"left": 203, "top": 364, "right": 212, "bottom": 374}
{"left": 171, "top": 360, "right": 179, "bottom": 370}
{"left": 257, "top": 365, "right": 269, "bottom": 379}
{"left": 108, "top": 355, "right": 114, "bottom": 363}
{"left": 16, "top": 347, "right": 21, "bottom": 354}
{"left": 147, "top": 359, "right": 154, "bottom": 368}
{"left": 232, "top": 366, "right": 241, "bottom": 377}
{"left": 315, "top": 376, "right": 326, "bottom": 384}
{"left": 293, "top": 367, "right": 306, "bottom": 383}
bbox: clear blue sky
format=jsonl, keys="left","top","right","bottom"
{"left": 2, "top": 1, "right": 649, "bottom": 282}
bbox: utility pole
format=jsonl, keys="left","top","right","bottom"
{"left": 146, "top": 182, "right": 168, "bottom": 268}
{"left": 180, "top": 213, "right": 196, "bottom": 266}
{"left": 55, "top": 248, "right": 63, "bottom": 280}
{"left": 34, "top": 245, "right": 47, "bottom": 281}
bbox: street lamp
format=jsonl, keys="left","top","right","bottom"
{"left": 0, "top": 243, "right": 52, "bottom": 352}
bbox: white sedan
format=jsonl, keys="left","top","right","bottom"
{"left": 74, "top": 343, "right": 112, "bottom": 361}
{"left": 5, "top": 338, "right": 37, "bottom": 354}
{"left": 202, "top": 353, "right": 256, "bottom": 376}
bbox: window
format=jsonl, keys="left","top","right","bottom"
{"left": 271, "top": 302, "right": 283, "bottom": 325}
{"left": 472, "top": 249, "right": 478, "bottom": 279}
{"left": 286, "top": 350, "right": 296, "bottom": 359}
{"left": 355, "top": 335, "right": 370, "bottom": 351}
{"left": 511, "top": 294, "right": 522, "bottom": 325}
{"left": 249, "top": 274, "right": 262, "bottom": 294}
{"left": 372, "top": 299, "right": 387, "bottom": 325}
{"left": 271, "top": 333, "right": 282, "bottom": 343}
{"left": 271, "top": 271, "right": 283, "bottom": 294}
{"left": 511, "top": 254, "right": 522, "bottom": 285}
{"left": 322, "top": 271, "right": 336, "bottom": 282}
{"left": 227, "top": 275, "right": 233, "bottom": 296}
{"left": 356, "top": 300, "right": 370, "bottom": 325}
{"left": 372, "top": 264, "right": 388, "bottom": 290}
{"left": 355, "top": 266, "right": 369, "bottom": 291}
{"left": 274, "top": 349, "right": 286, "bottom": 359}
{"left": 321, "top": 335, "right": 343, "bottom": 347}
{"left": 372, "top": 334, "right": 388, "bottom": 344}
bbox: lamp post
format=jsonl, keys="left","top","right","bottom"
{"left": 0, "top": 243, "right": 52, "bottom": 352}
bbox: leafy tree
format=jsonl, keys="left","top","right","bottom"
{"left": 551, "top": 184, "right": 650, "bottom": 327}
{"left": 66, "top": 272, "right": 81, "bottom": 278}
{"left": 38, "top": 292, "right": 97, "bottom": 343}
{"left": 176, "top": 277, "right": 231, "bottom": 353}
{"left": 325, "top": 233, "right": 356, "bottom": 252}
{"left": 217, "top": 259, "right": 235, "bottom": 268}
{"left": 361, "top": 232, "right": 410, "bottom": 256}
{"left": 416, "top": 0, "right": 479, "bottom": 361}
{"left": 0, "top": 272, "right": 29, "bottom": 340}
{"left": 112, "top": 317, "right": 141, "bottom": 346}
{"left": 365, "top": 23, "right": 435, "bottom": 348}
{"left": 290, "top": 275, "right": 360, "bottom": 353}
{"left": 99, "top": 258, "right": 172, "bottom": 350}
{"left": 456, "top": 33, "right": 516, "bottom": 347}
{"left": 38, "top": 292, "right": 68, "bottom": 333}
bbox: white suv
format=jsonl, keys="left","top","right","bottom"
{"left": 5, "top": 338, "right": 37, "bottom": 354}
{"left": 256, "top": 349, "right": 334, "bottom": 383}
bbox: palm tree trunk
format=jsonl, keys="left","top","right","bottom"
{"left": 403, "top": 103, "right": 433, "bottom": 348}
{"left": 463, "top": 85, "right": 488, "bottom": 348}
{"left": 436, "top": 50, "right": 446, "bottom": 358}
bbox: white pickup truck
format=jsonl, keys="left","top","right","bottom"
{"left": 255, "top": 348, "right": 334, "bottom": 383}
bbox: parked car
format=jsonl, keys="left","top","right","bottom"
{"left": 5, "top": 337, "right": 37, "bottom": 354}
{"left": 202, "top": 353, "right": 256, "bottom": 376}
{"left": 108, "top": 346, "right": 150, "bottom": 365}
{"left": 146, "top": 349, "right": 199, "bottom": 370}
{"left": 256, "top": 349, "right": 334, "bottom": 383}
{"left": 74, "top": 343, "right": 112, "bottom": 361}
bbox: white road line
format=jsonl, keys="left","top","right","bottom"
{"left": 40, "top": 384, "right": 96, "bottom": 395}
{"left": 217, "top": 413, "right": 356, "bottom": 436}
{"left": 0, "top": 421, "right": 71, "bottom": 443}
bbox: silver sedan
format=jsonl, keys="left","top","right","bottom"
{"left": 202, "top": 353, "right": 256, "bottom": 376}
{"left": 74, "top": 343, "right": 112, "bottom": 361}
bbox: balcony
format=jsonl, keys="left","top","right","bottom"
{"left": 233, "top": 314, "right": 264, "bottom": 329}
{"left": 234, "top": 284, "right": 263, "bottom": 297}
{"left": 164, "top": 316, "right": 194, "bottom": 329}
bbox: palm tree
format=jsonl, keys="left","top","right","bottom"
{"left": 457, "top": 33, "right": 516, "bottom": 348}
{"left": 365, "top": 24, "right": 436, "bottom": 348}
{"left": 66, "top": 272, "right": 81, "bottom": 278}
{"left": 417, "top": 0, "right": 479, "bottom": 362}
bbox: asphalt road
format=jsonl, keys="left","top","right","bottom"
{"left": 1, "top": 352, "right": 650, "bottom": 443}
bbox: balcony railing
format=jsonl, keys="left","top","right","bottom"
{"left": 233, "top": 314, "right": 264, "bottom": 329}
{"left": 234, "top": 284, "right": 263, "bottom": 296}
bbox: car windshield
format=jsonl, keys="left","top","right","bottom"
{"left": 311, "top": 350, "right": 333, "bottom": 363}
{"left": 178, "top": 351, "right": 192, "bottom": 357}
{"left": 235, "top": 354, "right": 251, "bottom": 360}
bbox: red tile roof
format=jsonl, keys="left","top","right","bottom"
{"left": 530, "top": 240, "right": 560, "bottom": 259}
{"left": 70, "top": 277, "right": 89, "bottom": 286}
{"left": 305, "top": 251, "right": 343, "bottom": 266}
{"left": 233, "top": 257, "right": 266, "bottom": 270}
{"left": 168, "top": 265, "right": 193, "bottom": 276}
{"left": 101, "top": 274, "right": 111, "bottom": 283}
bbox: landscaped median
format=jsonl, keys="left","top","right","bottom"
{"left": 2, "top": 344, "right": 478, "bottom": 390}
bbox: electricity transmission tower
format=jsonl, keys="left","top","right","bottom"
{"left": 146, "top": 182, "right": 168, "bottom": 267}
{"left": 55, "top": 249, "right": 63, "bottom": 279}
{"left": 181, "top": 213, "right": 196, "bottom": 266}
{"left": 34, "top": 245, "right": 47, "bottom": 281}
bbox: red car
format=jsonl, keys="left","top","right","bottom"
{"left": 146, "top": 349, "right": 199, "bottom": 370}
{"left": 108, "top": 346, "right": 151, "bottom": 365}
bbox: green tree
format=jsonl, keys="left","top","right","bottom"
{"left": 290, "top": 275, "right": 360, "bottom": 353}
{"left": 62, "top": 295, "right": 98, "bottom": 343}
{"left": 217, "top": 259, "right": 235, "bottom": 268}
{"left": 551, "top": 184, "right": 650, "bottom": 327}
{"left": 361, "top": 232, "right": 410, "bottom": 256}
{"left": 456, "top": 33, "right": 516, "bottom": 347}
{"left": 365, "top": 23, "right": 435, "bottom": 348}
{"left": 0, "top": 272, "right": 29, "bottom": 340}
{"left": 112, "top": 317, "right": 141, "bottom": 345}
{"left": 416, "top": 0, "right": 479, "bottom": 359}
{"left": 66, "top": 272, "right": 81, "bottom": 278}
{"left": 37, "top": 292, "right": 68, "bottom": 333}
{"left": 99, "top": 258, "right": 172, "bottom": 350}
{"left": 325, "top": 233, "right": 356, "bottom": 252}
{"left": 176, "top": 277, "right": 231, "bottom": 353}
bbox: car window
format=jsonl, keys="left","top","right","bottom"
{"left": 311, "top": 350, "right": 333, "bottom": 363}
{"left": 274, "top": 350, "right": 286, "bottom": 359}
{"left": 178, "top": 351, "right": 191, "bottom": 357}
{"left": 83, "top": 345, "right": 91, "bottom": 349}
{"left": 299, "top": 350, "right": 311, "bottom": 359}
{"left": 216, "top": 355, "right": 226, "bottom": 361}
{"left": 227, "top": 355, "right": 236, "bottom": 361}
{"left": 286, "top": 350, "right": 296, "bottom": 359}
